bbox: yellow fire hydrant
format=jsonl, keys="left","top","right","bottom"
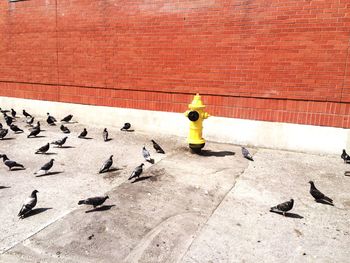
{"left": 184, "top": 93, "right": 210, "bottom": 153}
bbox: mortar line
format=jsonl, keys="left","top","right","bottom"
{"left": 178, "top": 161, "right": 249, "bottom": 262}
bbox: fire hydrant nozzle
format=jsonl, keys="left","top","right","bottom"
{"left": 184, "top": 93, "right": 210, "bottom": 153}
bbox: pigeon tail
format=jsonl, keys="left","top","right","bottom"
{"left": 321, "top": 195, "right": 333, "bottom": 203}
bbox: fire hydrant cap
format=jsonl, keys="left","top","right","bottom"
{"left": 189, "top": 93, "right": 205, "bottom": 109}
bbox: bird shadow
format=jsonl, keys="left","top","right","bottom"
{"left": 85, "top": 205, "right": 115, "bottom": 213}
{"left": 23, "top": 207, "right": 52, "bottom": 218}
{"left": 344, "top": 171, "right": 350, "bottom": 176}
{"left": 269, "top": 210, "right": 304, "bottom": 219}
{"left": 35, "top": 171, "right": 64, "bottom": 177}
{"left": 132, "top": 176, "right": 152, "bottom": 183}
{"left": 35, "top": 152, "right": 57, "bottom": 155}
{"left": 315, "top": 199, "right": 334, "bottom": 206}
{"left": 10, "top": 167, "right": 26, "bottom": 171}
{"left": 53, "top": 146, "right": 75, "bottom": 149}
{"left": 121, "top": 129, "right": 134, "bottom": 132}
{"left": 0, "top": 137, "right": 15, "bottom": 141}
{"left": 199, "top": 150, "right": 235, "bottom": 157}
{"left": 146, "top": 159, "right": 155, "bottom": 164}
{"left": 0, "top": 186, "right": 10, "bottom": 189}
{"left": 28, "top": 135, "right": 46, "bottom": 138}
{"left": 14, "top": 131, "right": 24, "bottom": 134}
{"left": 108, "top": 167, "right": 121, "bottom": 172}
{"left": 62, "top": 121, "right": 78, "bottom": 124}
{"left": 105, "top": 138, "right": 113, "bottom": 142}
{"left": 79, "top": 137, "right": 93, "bottom": 140}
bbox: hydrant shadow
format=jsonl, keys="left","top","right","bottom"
{"left": 199, "top": 150, "right": 235, "bottom": 157}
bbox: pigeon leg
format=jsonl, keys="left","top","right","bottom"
{"left": 283, "top": 211, "right": 286, "bottom": 217}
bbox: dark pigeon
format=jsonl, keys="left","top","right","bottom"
{"left": 23, "top": 110, "right": 32, "bottom": 118}
{"left": 120, "top": 123, "right": 131, "bottom": 131}
{"left": 18, "top": 190, "right": 38, "bottom": 219}
{"left": 0, "top": 154, "right": 25, "bottom": 170}
{"left": 0, "top": 123, "right": 2, "bottom": 129}
{"left": 78, "top": 128, "right": 87, "bottom": 138}
{"left": 51, "top": 136, "right": 68, "bottom": 147}
{"left": 60, "top": 124, "right": 70, "bottom": 134}
{"left": 142, "top": 146, "right": 154, "bottom": 164}
{"left": 241, "top": 147, "right": 254, "bottom": 161}
{"left": 151, "top": 139, "right": 165, "bottom": 154}
{"left": 35, "top": 143, "right": 50, "bottom": 154}
{"left": 4, "top": 113, "right": 14, "bottom": 126}
{"left": 103, "top": 128, "right": 108, "bottom": 142}
{"left": 27, "top": 127, "right": 41, "bottom": 138}
{"left": 78, "top": 195, "right": 109, "bottom": 208}
{"left": 11, "top": 108, "right": 16, "bottom": 118}
{"left": 341, "top": 149, "right": 350, "bottom": 163}
{"left": 309, "top": 181, "right": 333, "bottom": 204}
{"left": 46, "top": 113, "right": 57, "bottom": 126}
{"left": 270, "top": 199, "right": 294, "bottom": 216}
{"left": 128, "top": 163, "right": 144, "bottom": 181}
{"left": 99, "top": 155, "right": 113, "bottom": 173}
{"left": 61, "top": 114, "right": 73, "bottom": 122}
{"left": 34, "top": 159, "right": 54, "bottom": 175}
{"left": 10, "top": 124, "right": 24, "bottom": 133}
{"left": 0, "top": 129, "right": 8, "bottom": 139}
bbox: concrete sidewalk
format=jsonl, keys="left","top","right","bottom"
{"left": 0, "top": 119, "right": 349, "bottom": 262}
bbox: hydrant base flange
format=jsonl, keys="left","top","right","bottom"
{"left": 189, "top": 143, "right": 205, "bottom": 154}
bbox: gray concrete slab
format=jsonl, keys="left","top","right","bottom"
{"left": 0, "top": 114, "right": 349, "bottom": 263}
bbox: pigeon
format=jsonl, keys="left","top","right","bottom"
{"left": 35, "top": 143, "right": 50, "bottom": 154}
{"left": 309, "top": 181, "right": 333, "bottom": 204}
{"left": 60, "top": 124, "right": 70, "bottom": 134}
{"left": 51, "top": 136, "right": 68, "bottom": 147}
{"left": 241, "top": 147, "right": 253, "bottom": 161}
{"left": 0, "top": 108, "right": 10, "bottom": 114}
{"left": 78, "top": 195, "right": 109, "bottom": 208}
{"left": 26, "top": 116, "right": 34, "bottom": 126}
{"left": 120, "top": 122, "right": 131, "bottom": 131}
{"left": 78, "top": 128, "right": 87, "bottom": 138}
{"left": 0, "top": 123, "right": 2, "bottom": 129}
{"left": 270, "top": 199, "right": 294, "bottom": 216}
{"left": 10, "top": 124, "right": 24, "bottom": 133}
{"left": 11, "top": 108, "right": 16, "bottom": 118}
{"left": 142, "top": 146, "right": 154, "bottom": 164}
{"left": 0, "top": 129, "right": 8, "bottom": 139}
{"left": 341, "top": 149, "right": 350, "bottom": 163}
{"left": 99, "top": 155, "right": 113, "bottom": 173}
{"left": 34, "top": 159, "right": 54, "bottom": 175}
{"left": 4, "top": 113, "right": 14, "bottom": 125}
{"left": 46, "top": 113, "right": 57, "bottom": 126}
{"left": 27, "top": 127, "right": 41, "bottom": 138}
{"left": 151, "top": 140, "right": 165, "bottom": 154}
{"left": 61, "top": 114, "right": 73, "bottom": 122}
{"left": 18, "top": 190, "right": 38, "bottom": 219}
{"left": 23, "top": 110, "right": 32, "bottom": 118}
{"left": 103, "top": 128, "right": 108, "bottom": 142}
{"left": 128, "top": 163, "right": 144, "bottom": 181}
{"left": 0, "top": 154, "right": 25, "bottom": 170}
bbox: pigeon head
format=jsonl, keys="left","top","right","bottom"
{"left": 290, "top": 198, "right": 294, "bottom": 203}
{"left": 141, "top": 163, "right": 144, "bottom": 167}
{"left": 51, "top": 159, "right": 55, "bottom": 162}
{"left": 343, "top": 149, "right": 346, "bottom": 153}
{"left": 105, "top": 195, "right": 109, "bottom": 199}
{"left": 47, "top": 113, "right": 50, "bottom": 115}
{"left": 1, "top": 154, "right": 8, "bottom": 159}
{"left": 31, "top": 190, "right": 39, "bottom": 196}
{"left": 308, "top": 181, "right": 314, "bottom": 186}
{"left": 104, "top": 128, "right": 107, "bottom": 132}
{"left": 110, "top": 155, "right": 113, "bottom": 159}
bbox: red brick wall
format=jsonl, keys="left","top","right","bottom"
{"left": 0, "top": 0, "right": 349, "bottom": 128}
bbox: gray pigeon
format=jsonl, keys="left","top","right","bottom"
{"left": 99, "top": 155, "right": 113, "bottom": 173}
{"left": 46, "top": 113, "right": 57, "bottom": 126}
{"left": 142, "top": 146, "right": 154, "bottom": 164}
{"left": 35, "top": 143, "right": 50, "bottom": 154}
{"left": 78, "top": 128, "right": 87, "bottom": 138}
{"left": 103, "top": 128, "right": 108, "bottom": 142}
{"left": 51, "top": 136, "right": 68, "bottom": 147}
{"left": 120, "top": 123, "right": 131, "bottom": 131}
{"left": 10, "top": 124, "right": 24, "bottom": 133}
{"left": 61, "top": 114, "right": 73, "bottom": 122}
{"left": 23, "top": 110, "right": 32, "bottom": 118}
{"left": 78, "top": 195, "right": 109, "bottom": 208}
{"left": 128, "top": 163, "right": 144, "bottom": 181}
{"left": 4, "top": 113, "right": 14, "bottom": 126}
{"left": 60, "top": 124, "right": 70, "bottom": 134}
{"left": 18, "top": 190, "right": 38, "bottom": 219}
{"left": 151, "top": 140, "right": 165, "bottom": 154}
{"left": 270, "top": 199, "right": 294, "bottom": 216}
{"left": 0, "top": 154, "right": 25, "bottom": 170}
{"left": 241, "top": 147, "right": 254, "bottom": 161}
{"left": 0, "top": 128, "right": 8, "bottom": 139}
{"left": 341, "top": 149, "right": 350, "bottom": 163}
{"left": 309, "top": 181, "right": 333, "bottom": 204}
{"left": 26, "top": 116, "right": 34, "bottom": 126}
{"left": 34, "top": 159, "right": 54, "bottom": 175}
{"left": 27, "top": 127, "right": 41, "bottom": 138}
